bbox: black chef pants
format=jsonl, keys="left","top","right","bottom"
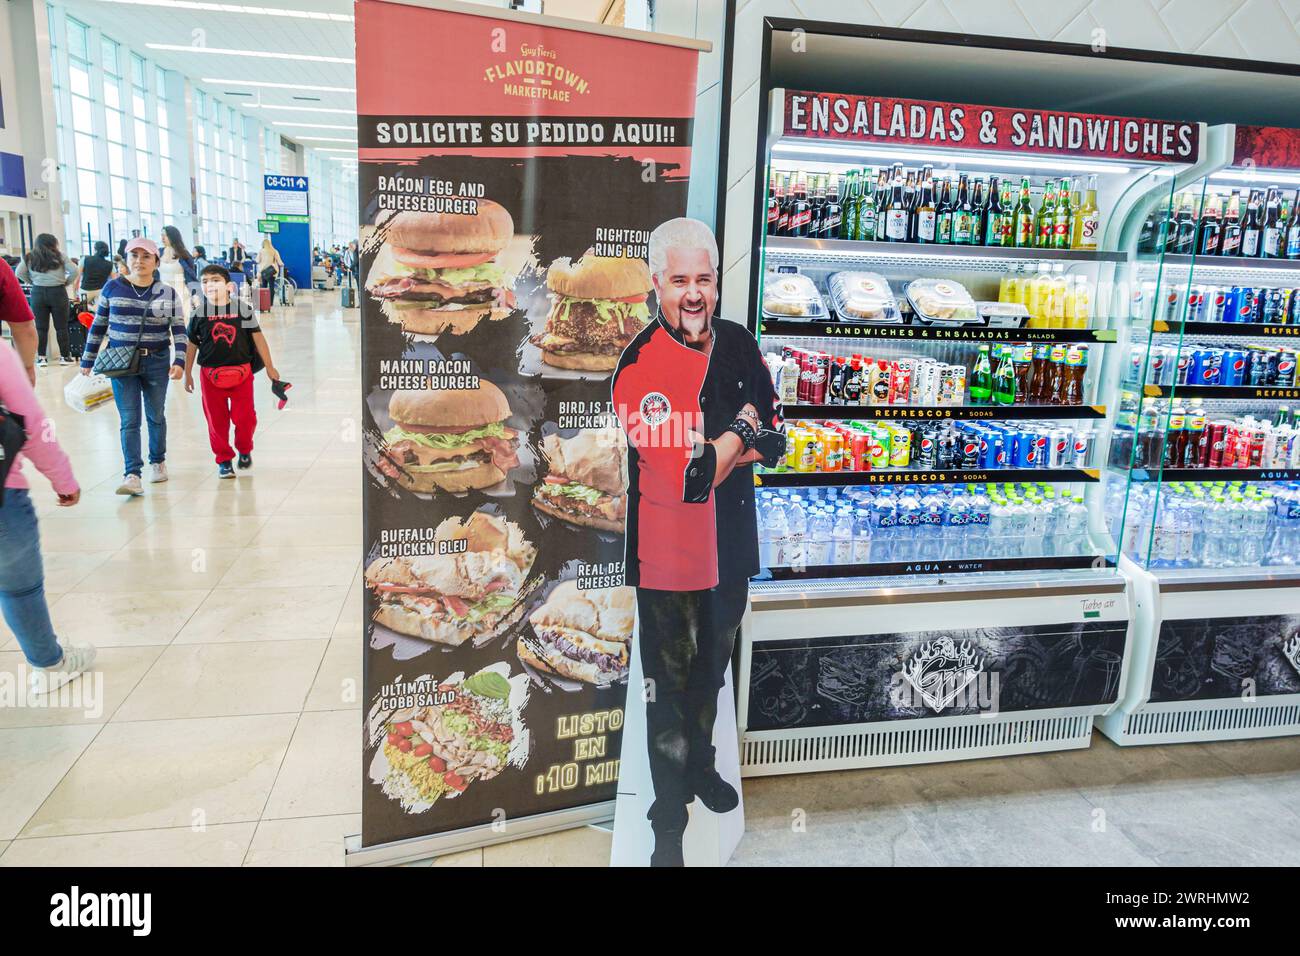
{"left": 30, "top": 286, "right": 71, "bottom": 360}
{"left": 635, "top": 581, "right": 749, "bottom": 831}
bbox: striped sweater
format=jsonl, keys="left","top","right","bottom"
{"left": 81, "top": 277, "right": 187, "bottom": 369}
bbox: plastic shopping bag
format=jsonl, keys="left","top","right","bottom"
{"left": 64, "top": 371, "right": 115, "bottom": 413}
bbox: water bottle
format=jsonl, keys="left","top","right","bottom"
{"left": 807, "top": 508, "right": 833, "bottom": 566}
{"left": 852, "top": 508, "right": 873, "bottom": 564}
{"left": 943, "top": 488, "right": 970, "bottom": 561}
{"left": 895, "top": 486, "right": 922, "bottom": 562}
{"left": 1202, "top": 495, "right": 1226, "bottom": 568}
{"left": 988, "top": 496, "right": 1010, "bottom": 559}
{"left": 1003, "top": 496, "right": 1028, "bottom": 558}
{"left": 832, "top": 508, "right": 855, "bottom": 565}
{"left": 871, "top": 489, "right": 897, "bottom": 564}
{"left": 1062, "top": 495, "right": 1089, "bottom": 556}
{"left": 967, "top": 485, "right": 990, "bottom": 558}
{"left": 918, "top": 489, "right": 945, "bottom": 561}
{"left": 786, "top": 495, "right": 807, "bottom": 567}
{"left": 1023, "top": 495, "right": 1047, "bottom": 558}
{"left": 765, "top": 499, "right": 789, "bottom": 567}
{"left": 1242, "top": 494, "right": 1271, "bottom": 567}
{"left": 1221, "top": 495, "right": 1245, "bottom": 567}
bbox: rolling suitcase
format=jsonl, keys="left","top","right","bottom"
{"left": 258, "top": 286, "right": 273, "bottom": 312}
{"left": 66, "top": 297, "right": 89, "bottom": 360}
{"left": 340, "top": 283, "right": 355, "bottom": 309}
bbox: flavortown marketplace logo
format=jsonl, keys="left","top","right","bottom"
{"left": 484, "top": 42, "right": 591, "bottom": 102}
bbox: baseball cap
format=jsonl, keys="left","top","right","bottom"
{"left": 125, "top": 237, "right": 158, "bottom": 257}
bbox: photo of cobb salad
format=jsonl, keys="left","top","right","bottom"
{"left": 367, "top": 663, "right": 530, "bottom": 812}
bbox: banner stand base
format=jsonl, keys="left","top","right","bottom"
{"left": 344, "top": 802, "right": 614, "bottom": 867}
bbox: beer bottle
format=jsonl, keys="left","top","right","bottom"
{"left": 1053, "top": 178, "right": 1073, "bottom": 250}
{"left": 1241, "top": 188, "right": 1263, "bottom": 257}
{"left": 1220, "top": 189, "right": 1242, "bottom": 256}
{"left": 952, "top": 174, "right": 975, "bottom": 245}
{"left": 1175, "top": 193, "right": 1198, "bottom": 255}
{"left": 808, "top": 174, "right": 825, "bottom": 238}
{"left": 1014, "top": 177, "right": 1035, "bottom": 248}
{"left": 883, "top": 168, "right": 909, "bottom": 243}
{"left": 935, "top": 179, "right": 954, "bottom": 244}
{"left": 767, "top": 170, "right": 781, "bottom": 236}
{"left": 790, "top": 172, "right": 811, "bottom": 238}
{"left": 914, "top": 174, "right": 937, "bottom": 244}
{"left": 992, "top": 345, "right": 1017, "bottom": 406}
{"left": 824, "top": 172, "right": 843, "bottom": 240}
{"left": 1072, "top": 175, "right": 1100, "bottom": 250}
{"left": 1195, "top": 195, "right": 1221, "bottom": 255}
{"left": 1286, "top": 188, "right": 1300, "bottom": 259}
{"left": 1035, "top": 180, "right": 1056, "bottom": 248}
{"left": 970, "top": 178, "right": 987, "bottom": 246}
{"left": 858, "top": 168, "right": 879, "bottom": 241}
{"left": 983, "top": 175, "right": 1003, "bottom": 246}
{"left": 1261, "top": 186, "right": 1283, "bottom": 258}
{"left": 999, "top": 183, "right": 1015, "bottom": 245}
{"left": 969, "top": 345, "right": 993, "bottom": 405}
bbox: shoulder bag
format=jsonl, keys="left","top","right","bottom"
{"left": 92, "top": 283, "right": 154, "bottom": 378}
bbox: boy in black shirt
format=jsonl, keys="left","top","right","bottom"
{"left": 185, "top": 264, "right": 280, "bottom": 478}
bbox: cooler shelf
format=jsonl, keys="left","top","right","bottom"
{"left": 756, "top": 467, "right": 1100, "bottom": 487}
{"left": 758, "top": 318, "right": 1117, "bottom": 343}
{"left": 764, "top": 235, "right": 1128, "bottom": 264}
{"left": 1130, "top": 467, "right": 1300, "bottom": 482}
{"left": 1141, "top": 384, "right": 1300, "bottom": 400}
{"left": 1151, "top": 320, "right": 1300, "bottom": 339}
{"left": 783, "top": 403, "right": 1107, "bottom": 421}
{"left": 754, "top": 553, "right": 1113, "bottom": 581}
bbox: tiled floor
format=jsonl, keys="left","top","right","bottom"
{"left": 2, "top": 293, "right": 1297, "bottom": 867}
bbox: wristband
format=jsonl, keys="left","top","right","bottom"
{"left": 727, "top": 418, "right": 758, "bottom": 452}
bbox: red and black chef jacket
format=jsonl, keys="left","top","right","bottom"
{"left": 612, "top": 313, "right": 780, "bottom": 592}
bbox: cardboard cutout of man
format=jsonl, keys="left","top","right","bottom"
{"left": 611, "top": 218, "right": 783, "bottom": 866}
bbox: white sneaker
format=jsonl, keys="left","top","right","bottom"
{"left": 149, "top": 462, "right": 168, "bottom": 483}
{"left": 36, "top": 356, "right": 49, "bottom": 368}
{"left": 116, "top": 474, "right": 144, "bottom": 496}
{"left": 29, "top": 644, "right": 98, "bottom": 696}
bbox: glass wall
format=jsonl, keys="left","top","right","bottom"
{"left": 45, "top": 3, "right": 357, "bottom": 262}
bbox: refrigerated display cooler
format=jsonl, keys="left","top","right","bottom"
{"left": 1098, "top": 143, "right": 1300, "bottom": 746}
{"left": 731, "top": 84, "right": 1215, "bottom": 776}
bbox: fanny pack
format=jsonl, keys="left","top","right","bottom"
{"left": 202, "top": 364, "right": 251, "bottom": 389}
{"left": 0, "top": 401, "right": 27, "bottom": 506}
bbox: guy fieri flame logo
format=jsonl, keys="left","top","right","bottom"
{"left": 1283, "top": 632, "right": 1300, "bottom": 678}
{"left": 900, "top": 637, "right": 987, "bottom": 713}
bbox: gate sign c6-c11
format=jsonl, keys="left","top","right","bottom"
{"left": 264, "top": 175, "right": 309, "bottom": 216}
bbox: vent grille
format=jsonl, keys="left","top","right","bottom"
{"left": 742, "top": 714, "right": 1092, "bottom": 773}
{"left": 1124, "top": 703, "right": 1300, "bottom": 739}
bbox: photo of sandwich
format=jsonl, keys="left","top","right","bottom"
{"left": 369, "top": 664, "right": 528, "bottom": 812}
{"left": 517, "top": 580, "right": 634, "bottom": 686}
{"left": 531, "top": 427, "right": 628, "bottom": 533}
{"left": 365, "top": 511, "right": 538, "bottom": 648}
{"left": 530, "top": 252, "right": 652, "bottom": 372}
{"left": 379, "top": 379, "right": 520, "bottom": 494}
{"left": 366, "top": 203, "right": 517, "bottom": 336}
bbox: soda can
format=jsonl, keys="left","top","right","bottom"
{"left": 1029, "top": 428, "right": 1049, "bottom": 468}
{"left": 1174, "top": 348, "right": 1192, "bottom": 385}
{"left": 1189, "top": 347, "right": 1221, "bottom": 386}
{"left": 1125, "top": 344, "right": 1146, "bottom": 386}
{"left": 1070, "top": 429, "right": 1094, "bottom": 468}
{"left": 889, "top": 360, "right": 913, "bottom": 406}
{"left": 1185, "top": 286, "right": 1207, "bottom": 323}
{"left": 1248, "top": 350, "right": 1269, "bottom": 387}
{"left": 1262, "top": 288, "right": 1287, "bottom": 324}
{"left": 1161, "top": 286, "right": 1184, "bottom": 324}
{"left": 937, "top": 432, "right": 957, "bottom": 470}
{"left": 887, "top": 424, "right": 911, "bottom": 468}
{"left": 1205, "top": 286, "right": 1228, "bottom": 323}
{"left": 1145, "top": 345, "right": 1169, "bottom": 385}
{"left": 916, "top": 425, "right": 938, "bottom": 470}
{"left": 823, "top": 431, "right": 844, "bottom": 472}
{"left": 1278, "top": 350, "right": 1297, "bottom": 387}
{"left": 1287, "top": 290, "right": 1300, "bottom": 325}
{"left": 1013, "top": 427, "right": 1037, "bottom": 467}
{"left": 793, "top": 430, "right": 817, "bottom": 472}
{"left": 1131, "top": 281, "right": 1154, "bottom": 322}
{"left": 1221, "top": 349, "right": 1248, "bottom": 386}
{"left": 959, "top": 429, "right": 981, "bottom": 469}
{"left": 868, "top": 425, "right": 891, "bottom": 469}
{"left": 1048, "top": 428, "right": 1071, "bottom": 468}
{"left": 1231, "top": 286, "right": 1262, "bottom": 323}
{"left": 1207, "top": 422, "right": 1227, "bottom": 468}
{"left": 1276, "top": 289, "right": 1295, "bottom": 326}
{"left": 850, "top": 432, "right": 870, "bottom": 471}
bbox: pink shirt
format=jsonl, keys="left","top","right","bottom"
{"left": 0, "top": 341, "right": 77, "bottom": 494}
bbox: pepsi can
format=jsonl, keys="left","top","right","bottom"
{"left": 1013, "top": 427, "right": 1036, "bottom": 467}
{"left": 959, "top": 430, "right": 981, "bottom": 469}
{"left": 1161, "top": 286, "right": 1184, "bottom": 324}
{"left": 1205, "top": 286, "right": 1228, "bottom": 323}
{"left": 1190, "top": 348, "right": 1221, "bottom": 386}
{"left": 1174, "top": 348, "right": 1192, "bottom": 385}
{"left": 1248, "top": 350, "right": 1269, "bottom": 386}
{"left": 1048, "top": 429, "right": 1071, "bottom": 468}
{"left": 1231, "top": 286, "right": 1262, "bottom": 323}
{"left": 1185, "top": 286, "right": 1207, "bottom": 323}
{"left": 1221, "top": 349, "right": 1248, "bottom": 386}
{"left": 1145, "top": 345, "right": 1170, "bottom": 385}
{"left": 1278, "top": 350, "right": 1297, "bottom": 387}
{"left": 1070, "top": 429, "right": 1094, "bottom": 468}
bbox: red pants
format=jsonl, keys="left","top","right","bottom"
{"left": 200, "top": 370, "right": 257, "bottom": 464}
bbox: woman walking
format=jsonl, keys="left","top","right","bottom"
{"left": 80, "top": 237, "right": 186, "bottom": 496}
{"left": 15, "top": 233, "right": 79, "bottom": 367}
{"left": 0, "top": 338, "right": 95, "bottom": 694}
{"left": 257, "top": 237, "right": 284, "bottom": 303}
{"left": 160, "top": 225, "right": 196, "bottom": 319}
{"left": 78, "top": 241, "right": 115, "bottom": 310}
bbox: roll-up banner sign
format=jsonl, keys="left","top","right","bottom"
{"left": 354, "top": 0, "right": 703, "bottom": 854}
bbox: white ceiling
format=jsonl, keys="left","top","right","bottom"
{"left": 58, "top": 0, "right": 621, "bottom": 156}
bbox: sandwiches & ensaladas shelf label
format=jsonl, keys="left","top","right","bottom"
{"left": 355, "top": 0, "right": 702, "bottom": 850}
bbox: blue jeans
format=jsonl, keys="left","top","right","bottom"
{"left": 0, "top": 489, "right": 62, "bottom": 668}
{"left": 112, "top": 352, "right": 172, "bottom": 477}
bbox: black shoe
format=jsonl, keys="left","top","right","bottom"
{"left": 649, "top": 828, "right": 685, "bottom": 867}
{"left": 237, "top": 454, "right": 252, "bottom": 470}
{"left": 690, "top": 768, "right": 739, "bottom": 814}
{"left": 218, "top": 461, "right": 236, "bottom": 479}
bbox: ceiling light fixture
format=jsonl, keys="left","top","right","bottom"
{"left": 94, "top": 0, "right": 352, "bottom": 20}
{"left": 314, "top": 148, "right": 356, "bottom": 153}
{"left": 204, "top": 78, "right": 355, "bottom": 93}
{"left": 273, "top": 121, "right": 356, "bottom": 131}
{"left": 243, "top": 104, "right": 354, "bottom": 115}
{"left": 292, "top": 135, "right": 358, "bottom": 143}
{"left": 149, "top": 44, "right": 354, "bottom": 65}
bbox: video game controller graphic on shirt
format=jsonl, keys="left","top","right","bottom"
{"left": 211, "top": 321, "right": 237, "bottom": 346}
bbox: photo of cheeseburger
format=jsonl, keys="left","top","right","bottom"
{"left": 517, "top": 581, "right": 634, "bottom": 686}
{"left": 379, "top": 379, "right": 520, "bottom": 494}
{"left": 366, "top": 511, "right": 538, "bottom": 648}
{"left": 531, "top": 427, "right": 627, "bottom": 533}
{"left": 366, "top": 203, "right": 517, "bottom": 336}
{"left": 530, "top": 253, "right": 652, "bottom": 372}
